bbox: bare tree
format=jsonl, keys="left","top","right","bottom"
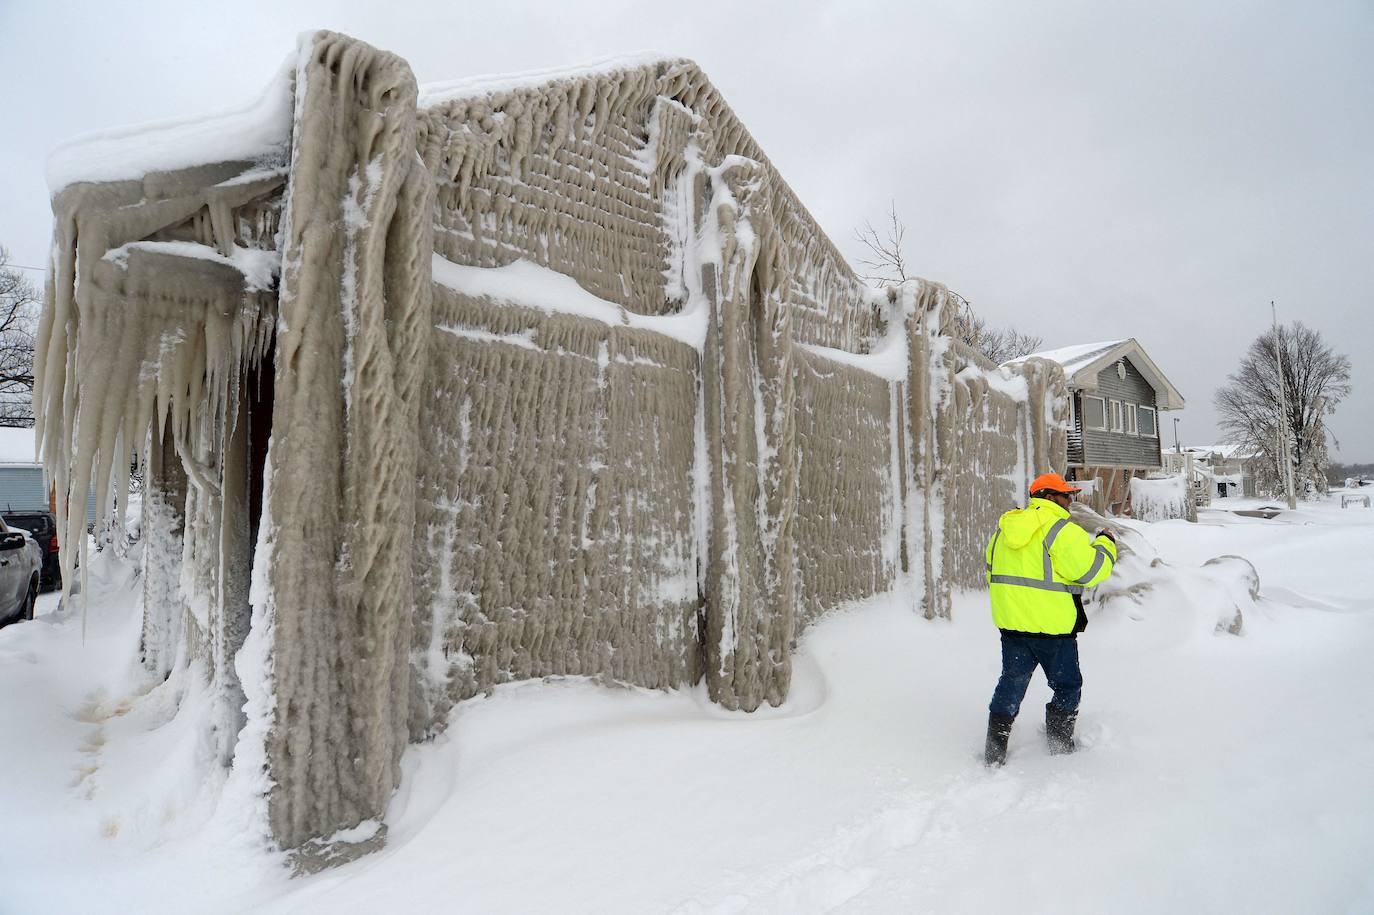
{"left": 950, "top": 308, "right": 1044, "bottom": 365}
{"left": 1214, "top": 321, "right": 1351, "bottom": 498}
{"left": 855, "top": 203, "right": 912, "bottom": 285}
{"left": 855, "top": 206, "right": 1041, "bottom": 363}
{"left": 0, "top": 248, "right": 40, "bottom": 426}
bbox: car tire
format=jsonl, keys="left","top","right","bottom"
{"left": 23, "top": 576, "right": 37, "bottom": 621}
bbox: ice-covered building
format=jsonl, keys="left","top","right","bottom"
{"left": 37, "top": 32, "right": 1067, "bottom": 861}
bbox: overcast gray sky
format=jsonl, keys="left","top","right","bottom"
{"left": 3, "top": 0, "right": 1370, "bottom": 458}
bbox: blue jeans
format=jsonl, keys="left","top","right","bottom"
{"left": 989, "top": 633, "right": 1082, "bottom": 718}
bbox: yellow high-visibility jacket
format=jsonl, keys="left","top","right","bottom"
{"left": 984, "top": 498, "right": 1117, "bottom": 636}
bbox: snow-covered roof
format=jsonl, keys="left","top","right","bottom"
{"left": 48, "top": 47, "right": 679, "bottom": 192}
{"left": 0, "top": 427, "right": 38, "bottom": 465}
{"left": 1185, "top": 443, "right": 1258, "bottom": 461}
{"left": 1012, "top": 340, "right": 1126, "bottom": 374}
{"left": 1005, "top": 338, "right": 1185, "bottom": 410}
{"left": 46, "top": 56, "right": 294, "bottom": 193}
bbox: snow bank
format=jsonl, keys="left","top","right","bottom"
{"left": 1070, "top": 498, "right": 1256, "bottom": 636}
{"left": 6, "top": 500, "right": 1373, "bottom": 913}
{"left": 1130, "top": 474, "right": 1190, "bottom": 522}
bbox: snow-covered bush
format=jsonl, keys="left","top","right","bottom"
{"left": 1130, "top": 474, "right": 1190, "bottom": 522}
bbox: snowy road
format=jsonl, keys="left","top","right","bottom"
{"left": 2, "top": 497, "right": 1372, "bottom": 913}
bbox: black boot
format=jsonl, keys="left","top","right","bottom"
{"left": 985, "top": 713, "right": 1015, "bottom": 766}
{"left": 1046, "top": 705, "right": 1077, "bottom": 755}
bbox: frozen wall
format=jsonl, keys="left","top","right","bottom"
{"left": 791, "top": 348, "right": 901, "bottom": 627}
{"left": 405, "top": 56, "right": 884, "bottom": 716}
{"left": 36, "top": 31, "right": 1066, "bottom": 859}
{"left": 416, "top": 59, "right": 876, "bottom": 348}
{"left": 938, "top": 345, "right": 1068, "bottom": 593}
{"left": 411, "top": 281, "right": 703, "bottom": 731}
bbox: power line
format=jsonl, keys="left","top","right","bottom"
{"left": 7, "top": 263, "right": 46, "bottom": 274}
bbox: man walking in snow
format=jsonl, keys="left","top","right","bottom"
{"left": 983, "top": 473, "right": 1117, "bottom": 766}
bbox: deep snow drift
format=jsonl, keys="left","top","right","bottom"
{"left": 2, "top": 495, "right": 1372, "bottom": 914}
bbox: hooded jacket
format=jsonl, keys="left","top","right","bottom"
{"left": 984, "top": 497, "right": 1117, "bottom": 636}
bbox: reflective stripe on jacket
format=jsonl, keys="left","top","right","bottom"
{"left": 984, "top": 497, "right": 1117, "bottom": 635}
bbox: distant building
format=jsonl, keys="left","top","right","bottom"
{"left": 1007, "top": 339, "right": 1185, "bottom": 516}
{"left": 1183, "top": 444, "right": 1260, "bottom": 500}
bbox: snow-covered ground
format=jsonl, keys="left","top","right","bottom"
{"left": 3, "top": 495, "right": 1372, "bottom": 914}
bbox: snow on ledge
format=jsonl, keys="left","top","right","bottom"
{"left": 431, "top": 254, "right": 707, "bottom": 350}
{"left": 798, "top": 301, "right": 909, "bottom": 382}
{"left": 46, "top": 57, "right": 294, "bottom": 194}
{"left": 103, "top": 241, "right": 281, "bottom": 293}
{"left": 800, "top": 340, "right": 904, "bottom": 382}
{"left": 957, "top": 363, "right": 1030, "bottom": 401}
{"left": 418, "top": 52, "right": 681, "bottom": 108}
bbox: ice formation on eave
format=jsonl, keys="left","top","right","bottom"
{"left": 36, "top": 59, "right": 291, "bottom": 624}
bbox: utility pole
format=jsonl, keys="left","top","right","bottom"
{"left": 1173, "top": 417, "right": 1181, "bottom": 453}
{"left": 1272, "top": 302, "right": 1297, "bottom": 509}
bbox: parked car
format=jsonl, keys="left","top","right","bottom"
{"left": 3, "top": 510, "right": 60, "bottom": 592}
{"left": 0, "top": 517, "right": 41, "bottom": 627}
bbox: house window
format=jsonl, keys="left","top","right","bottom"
{"left": 1139, "top": 406, "right": 1158, "bottom": 437}
{"left": 1125, "top": 403, "right": 1138, "bottom": 436}
{"left": 1109, "top": 399, "right": 1123, "bottom": 432}
{"left": 1083, "top": 395, "right": 1106, "bottom": 431}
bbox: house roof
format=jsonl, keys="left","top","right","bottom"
{"left": 1004, "top": 338, "right": 1186, "bottom": 410}
{"left": 1184, "top": 443, "right": 1259, "bottom": 461}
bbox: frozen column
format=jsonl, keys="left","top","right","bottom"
{"left": 260, "top": 31, "right": 434, "bottom": 853}
{"left": 699, "top": 157, "right": 798, "bottom": 711}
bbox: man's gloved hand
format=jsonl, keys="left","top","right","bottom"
{"left": 1095, "top": 528, "right": 1117, "bottom": 544}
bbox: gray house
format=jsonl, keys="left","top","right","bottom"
{"left": 1007, "top": 339, "right": 1185, "bottom": 516}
